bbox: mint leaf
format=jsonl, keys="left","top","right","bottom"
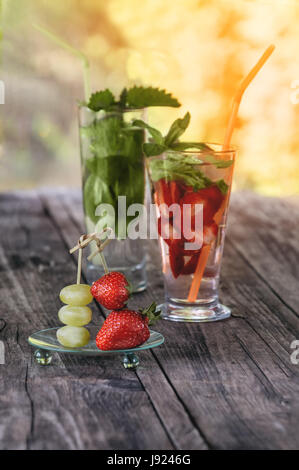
{"left": 134, "top": 113, "right": 206, "bottom": 157}
{"left": 81, "top": 115, "right": 124, "bottom": 157}
{"left": 126, "top": 86, "right": 181, "bottom": 108}
{"left": 87, "top": 87, "right": 180, "bottom": 111}
{"left": 88, "top": 89, "right": 116, "bottom": 111}
{"left": 83, "top": 174, "right": 115, "bottom": 224}
{"left": 149, "top": 151, "right": 230, "bottom": 194}
{"left": 216, "top": 179, "right": 229, "bottom": 195}
{"left": 203, "top": 155, "right": 233, "bottom": 168}
{"left": 170, "top": 142, "right": 212, "bottom": 152}
{"left": 132, "top": 119, "right": 164, "bottom": 145}
{"left": 143, "top": 143, "right": 167, "bottom": 156}
{"left": 149, "top": 153, "right": 210, "bottom": 189}
{"left": 165, "top": 152, "right": 203, "bottom": 165}
{"left": 119, "top": 88, "right": 127, "bottom": 108}
{"left": 164, "top": 112, "right": 191, "bottom": 146}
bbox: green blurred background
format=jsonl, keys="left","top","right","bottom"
{"left": 1, "top": 0, "right": 299, "bottom": 195}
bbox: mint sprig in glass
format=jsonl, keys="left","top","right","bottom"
{"left": 139, "top": 113, "right": 236, "bottom": 322}
{"left": 79, "top": 86, "right": 180, "bottom": 290}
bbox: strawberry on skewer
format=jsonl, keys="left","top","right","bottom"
{"left": 91, "top": 272, "right": 132, "bottom": 310}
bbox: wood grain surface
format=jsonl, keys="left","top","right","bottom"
{"left": 0, "top": 189, "right": 298, "bottom": 450}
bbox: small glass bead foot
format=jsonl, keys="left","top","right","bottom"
{"left": 122, "top": 353, "right": 140, "bottom": 370}
{"left": 34, "top": 349, "right": 53, "bottom": 366}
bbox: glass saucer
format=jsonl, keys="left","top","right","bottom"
{"left": 28, "top": 327, "right": 164, "bottom": 370}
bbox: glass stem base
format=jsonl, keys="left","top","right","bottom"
{"left": 160, "top": 300, "right": 231, "bottom": 323}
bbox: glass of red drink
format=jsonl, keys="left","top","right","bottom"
{"left": 147, "top": 144, "right": 236, "bottom": 322}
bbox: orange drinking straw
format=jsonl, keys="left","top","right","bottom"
{"left": 223, "top": 44, "right": 275, "bottom": 150}
{"left": 187, "top": 45, "right": 275, "bottom": 303}
{"left": 187, "top": 245, "right": 211, "bottom": 303}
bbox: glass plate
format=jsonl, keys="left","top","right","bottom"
{"left": 28, "top": 327, "right": 164, "bottom": 368}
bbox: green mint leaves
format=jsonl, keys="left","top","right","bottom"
{"left": 216, "top": 179, "right": 229, "bottom": 195}
{"left": 164, "top": 112, "right": 191, "bottom": 146}
{"left": 133, "top": 112, "right": 212, "bottom": 157}
{"left": 81, "top": 114, "right": 145, "bottom": 233}
{"left": 141, "top": 113, "right": 232, "bottom": 195}
{"left": 82, "top": 86, "right": 182, "bottom": 236}
{"left": 126, "top": 86, "right": 180, "bottom": 108}
{"left": 149, "top": 152, "right": 211, "bottom": 191}
{"left": 149, "top": 152, "right": 230, "bottom": 194}
{"left": 87, "top": 86, "right": 181, "bottom": 112}
{"left": 88, "top": 89, "right": 116, "bottom": 112}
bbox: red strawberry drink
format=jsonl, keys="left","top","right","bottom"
{"left": 148, "top": 145, "right": 236, "bottom": 322}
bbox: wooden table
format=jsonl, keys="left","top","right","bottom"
{"left": 1, "top": 189, "right": 299, "bottom": 450}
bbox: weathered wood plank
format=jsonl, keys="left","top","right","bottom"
{"left": 0, "top": 191, "right": 173, "bottom": 450}
{"left": 0, "top": 324, "right": 31, "bottom": 450}
{"left": 41, "top": 189, "right": 299, "bottom": 449}
{"left": 2, "top": 189, "right": 299, "bottom": 450}
{"left": 144, "top": 231, "right": 299, "bottom": 449}
{"left": 133, "top": 191, "right": 299, "bottom": 449}
{"left": 228, "top": 191, "right": 299, "bottom": 316}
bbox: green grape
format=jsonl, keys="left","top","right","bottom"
{"left": 60, "top": 284, "right": 93, "bottom": 306}
{"left": 57, "top": 326, "right": 90, "bottom": 348}
{"left": 58, "top": 305, "right": 92, "bottom": 327}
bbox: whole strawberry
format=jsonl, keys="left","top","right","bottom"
{"left": 91, "top": 272, "right": 131, "bottom": 310}
{"left": 96, "top": 303, "right": 161, "bottom": 351}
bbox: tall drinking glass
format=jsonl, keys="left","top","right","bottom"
{"left": 147, "top": 144, "right": 236, "bottom": 322}
{"left": 79, "top": 106, "right": 147, "bottom": 292}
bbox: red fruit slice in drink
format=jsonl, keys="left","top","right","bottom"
{"left": 181, "top": 253, "right": 201, "bottom": 275}
{"left": 157, "top": 217, "right": 182, "bottom": 247}
{"left": 169, "top": 239, "right": 184, "bottom": 278}
{"left": 198, "top": 186, "right": 224, "bottom": 213}
{"left": 183, "top": 246, "right": 202, "bottom": 256}
{"left": 170, "top": 181, "right": 182, "bottom": 204}
{"left": 182, "top": 222, "right": 218, "bottom": 255}
{"left": 179, "top": 183, "right": 194, "bottom": 193}
{"left": 155, "top": 180, "right": 172, "bottom": 207}
{"left": 181, "top": 192, "right": 212, "bottom": 227}
{"left": 203, "top": 222, "right": 218, "bottom": 244}
{"left": 182, "top": 230, "right": 203, "bottom": 255}
{"left": 181, "top": 185, "right": 224, "bottom": 227}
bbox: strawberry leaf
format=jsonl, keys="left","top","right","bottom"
{"left": 132, "top": 119, "right": 164, "bottom": 145}
{"left": 125, "top": 280, "right": 133, "bottom": 296}
{"left": 140, "top": 302, "right": 161, "bottom": 326}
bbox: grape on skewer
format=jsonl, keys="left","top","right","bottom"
{"left": 56, "top": 231, "right": 112, "bottom": 348}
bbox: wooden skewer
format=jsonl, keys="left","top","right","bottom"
{"left": 70, "top": 228, "right": 114, "bottom": 280}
